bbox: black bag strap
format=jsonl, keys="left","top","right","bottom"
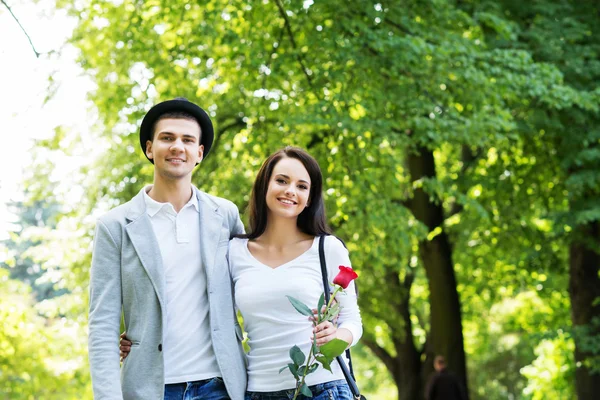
{"left": 319, "top": 235, "right": 362, "bottom": 399}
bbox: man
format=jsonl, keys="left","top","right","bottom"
{"left": 425, "top": 356, "right": 467, "bottom": 400}
{"left": 88, "top": 98, "right": 246, "bottom": 400}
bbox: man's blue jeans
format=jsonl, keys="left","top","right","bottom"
{"left": 164, "top": 377, "right": 230, "bottom": 400}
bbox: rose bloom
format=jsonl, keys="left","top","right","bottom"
{"left": 333, "top": 266, "right": 358, "bottom": 289}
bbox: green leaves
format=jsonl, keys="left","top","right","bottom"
{"left": 317, "top": 293, "right": 325, "bottom": 321}
{"left": 280, "top": 346, "right": 305, "bottom": 381}
{"left": 298, "top": 363, "right": 319, "bottom": 376}
{"left": 290, "top": 345, "right": 306, "bottom": 367}
{"left": 0, "top": 270, "right": 90, "bottom": 398}
{"left": 279, "top": 363, "right": 299, "bottom": 379}
{"left": 320, "top": 338, "right": 349, "bottom": 360}
{"left": 299, "top": 382, "right": 313, "bottom": 397}
{"left": 322, "top": 302, "right": 340, "bottom": 323}
{"left": 286, "top": 296, "right": 314, "bottom": 317}
{"left": 315, "top": 355, "right": 333, "bottom": 372}
{"left": 284, "top": 292, "right": 351, "bottom": 399}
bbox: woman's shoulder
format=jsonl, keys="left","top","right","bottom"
{"left": 227, "top": 238, "right": 250, "bottom": 269}
{"left": 229, "top": 236, "right": 248, "bottom": 249}
{"left": 323, "top": 234, "right": 347, "bottom": 253}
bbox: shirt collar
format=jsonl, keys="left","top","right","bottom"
{"left": 142, "top": 185, "right": 199, "bottom": 217}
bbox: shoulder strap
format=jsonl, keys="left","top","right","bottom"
{"left": 318, "top": 235, "right": 361, "bottom": 399}
{"left": 319, "top": 235, "right": 331, "bottom": 304}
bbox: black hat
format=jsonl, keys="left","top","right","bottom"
{"left": 139, "top": 97, "right": 214, "bottom": 163}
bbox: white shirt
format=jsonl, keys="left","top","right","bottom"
{"left": 229, "top": 235, "right": 363, "bottom": 392}
{"left": 143, "top": 186, "right": 220, "bottom": 384}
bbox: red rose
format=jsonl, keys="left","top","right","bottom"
{"left": 333, "top": 265, "right": 358, "bottom": 289}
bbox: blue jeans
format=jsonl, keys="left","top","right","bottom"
{"left": 164, "top": 377, "right": 230, "bottom": 400}
{"left": 245, "top": 379, "right": 352, "bottom": 400}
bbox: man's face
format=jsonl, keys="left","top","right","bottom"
{"left": 145, "top": 118, "right": 203, "bottom": 181}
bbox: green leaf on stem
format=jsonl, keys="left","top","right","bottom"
{"left": 289, "top": 363, "right": 299, "bottom": 379}
{"left": 286, "top": 295, "right": 314, "bottom": 317}
{"left": 320, "top": 338, "right": 348, "bottom": 359}
{"left": 324, "top": 302, "right": 340, "bottom": 321}
{"left": 317, "top": 293, "right": 325, "bottom": 320}
{"left": 312, "top": 335, "right": 319, "bottom": 355}
{"left": 300, "top": 382, "right": 313, "bottom": 397}
{"left": 297, "top": 363, "right": 318, "bottom": 377}
{"left": 290, "top": 345, "right": 306, "bottom": 366}
{"left": 297, "top": 364, "right": 307, "bottom": 375}
{"left": 316, "top": 355, "right": 333, "bottom": 372}
{"left": 280, "top": 363, "right": 299, "bottom": 378}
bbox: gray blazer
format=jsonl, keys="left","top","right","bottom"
{"left": 88, "top": 187, "right": 247, "bottom": 400}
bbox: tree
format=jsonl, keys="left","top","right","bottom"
{"left": 470, "top": 1, "right": 600, "bottom": 397}
{"left": 0, "top": 267, "right": 91, "bottom": 398}
{"left": 1, "top": 199, "right": 65, "bottom": 300}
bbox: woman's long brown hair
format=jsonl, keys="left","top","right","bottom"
{"left": 239, "top": 146, "right": 332, "bottom": 239}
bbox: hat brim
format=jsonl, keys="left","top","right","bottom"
{"left": 139, "top": 99, "right": 214, "bottom": 164}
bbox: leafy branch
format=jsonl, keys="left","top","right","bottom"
{"left": 1, "top": 0, "right": 40, "bottom": 58}
{"left": 282, "top": 289, "right": 348, "bottom": 399}
{"left": 273, "top": 0, "right": 315, "bottom": 91}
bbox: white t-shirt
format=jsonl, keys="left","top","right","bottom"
{"left": 229, "top": 235, "right": 363, "bottom": 392}
{"left": 143, "top": 186, "right": 220, "bottom": 384}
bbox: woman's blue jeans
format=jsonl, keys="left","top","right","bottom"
{"left": 245, "top": 379, "right": 353, "bottom": 400}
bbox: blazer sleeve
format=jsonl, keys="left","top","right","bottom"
{"left": 324, "top": 236, "right": 363, "bottom": 347}
{"left": 88, "top": 219, "right": 124, "bottom": 399}
{"left": 227, "top": 201, "right": 245, "bottom": 237}
{"left": 227, "top": 239, "right": 240, "bottom": 314}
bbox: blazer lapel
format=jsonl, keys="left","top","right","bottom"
{"left": 125, "top": 192, "right": 166, "bottom": 311}
{"left": 196, "top": 189, "right": 224, "bottom": 285}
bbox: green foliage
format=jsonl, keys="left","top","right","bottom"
{"left": 465, "top": 289, "right": 573, "bottom": 399}
{"left": 0, "top": 198, "right": 91, "bottom": 398}
{"left": 521, "top": 332, "right": 575, "bottom": 400}
{"left": 1, "top": 200, "right": 65, "bottom": 300}
{"left": 351, "top": 343, "right": 397, "bottom": 399}
{"left": 0, "top": 269, "right": 91, "bottom": 399}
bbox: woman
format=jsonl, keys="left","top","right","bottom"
{"left": 231, "top": 146, "right": 362, "bottom": 400}
{"left": 120, "top": 146, "right": 362, "bottom": 399}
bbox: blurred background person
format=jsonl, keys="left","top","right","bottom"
{"left": 425, "top": 356, "right": 467, "bottom": 400}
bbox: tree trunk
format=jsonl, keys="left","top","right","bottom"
{"left": 395, "top": 273, "right": 423, "bottom": 400}
{"left": 362, "top": 270, "right": 422, "bottom": 400}
{"left": 569, "top": 221, "right": 600, "bottom": 400}
{"left": 407, "top": 145, "right": 469, "bottom": 396}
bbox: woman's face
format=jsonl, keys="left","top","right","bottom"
{"left": 265, "top": 156, "right": 311, "bottom": 220}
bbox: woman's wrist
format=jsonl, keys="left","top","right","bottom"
{"left": 335, "top": 327, "right": 353, "bottom": 347}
